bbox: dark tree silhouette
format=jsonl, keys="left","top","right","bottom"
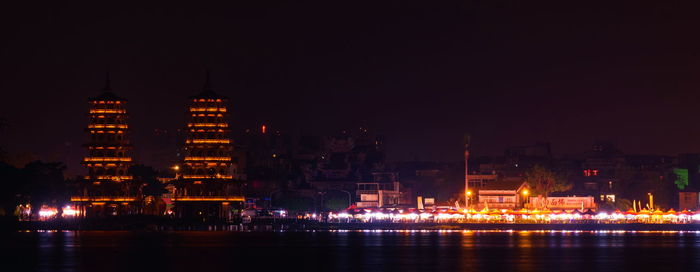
{"left": 0, "top": 162, "right": 21, "bottom": 217}
{"left": 129, "top": 164, "right": 166, "bottom": 196}
{"left": 523, "top": 165, "right": 572, "bottom": 198}
{"left": 21, "top": 161, "right": 68, "bottom": 217}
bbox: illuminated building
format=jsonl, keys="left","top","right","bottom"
{"left": 476, "top": 180, "right": 531, "bottom": 209}
{"left": 83, "top": 81, "right": 132, "bottom": 182}
{"left": 72, "top": 75, "right": 141, "bottom": 216}
{"left": 172, "top": 74, "right": 244, "bottom": 220}
{"left": 356, "top": 172, "right": 409, "bottom": 208}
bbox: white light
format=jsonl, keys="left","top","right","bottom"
{"left": 39, "top": 208, "right": 57, "bottom": 218}
{"left": 62, "top": 206, "right": 78, "bottom": 217}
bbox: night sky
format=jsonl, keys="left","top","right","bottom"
{"left": 2, "top": 1, "right": 700, "bottom": 175}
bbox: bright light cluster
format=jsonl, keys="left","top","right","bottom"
{"left": 326, "top": 208, "right": 700, "bottom": 224}
{"left": 36, "top": 205, "right": 81, "bottom": 220}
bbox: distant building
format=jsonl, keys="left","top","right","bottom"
{"left": 679, "top": 192, "right": 700, "bottom": 211}
{"left": 467, "top": 173, "right": 497, "bottom": 189}
{"left": 395, "top": 161, "right": 462, "bottom": 204}
{"left": 355, "top": 172, "right": 410, "bottom": 208}
{"left": 304, "top": 129, "right": 390, "bottom": 210}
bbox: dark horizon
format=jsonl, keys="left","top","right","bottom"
{"left": 3, "top": 1, "right": 700, "bottom": 175}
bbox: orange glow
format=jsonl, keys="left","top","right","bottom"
{"left": 89, "top": 109, "right": 125, "bottom": 114}
{"left": 182, "top": 175, "right": 233, "bottom": 179}
{"left": 262, "top": 124, "right": 267, "bottom": 134}
{"left": 88, "top": 124, "right": 128, "bottom": 129}
{"left": 186, "top": 139, "right": 230, "bottom": 144}
{"left": 95, "top": 175, "right": 133, "bottom": 180}
{"left": 71, "top": 197, "right": 137, "bottom": 202}
{"left": 183, "top": 157, "right": 231, "bottom": 161}
{"left": 83, "top": 157, "right": 132, "bottom": 162}
{"left": 174, "top": 196, "right": 245, "bottom": 202}
{"left": 189, "top": 107, "right": 227, "bottom": 112}
{"left": 187, "top": 123, "right": 228, "bottom": 128}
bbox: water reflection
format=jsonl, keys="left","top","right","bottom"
{"left": 3, "top": 230, "right": 700, "bottom": 272}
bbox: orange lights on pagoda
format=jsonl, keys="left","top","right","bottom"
{"left": 82, "top": 82, "right": 133, "bottom": 183}
{"left": 185, "top": 139, "right": 231, "bottom": 144}
{"left": 179, "top": 76, "right": 235, "bottom": 183}
{"left": 183, "top": 156, "right": 232, "bottom": 161}
{"left": 189, "top": 107, "right": 227, "bottom": 112}
{"left": 83, "top": 157, "right": 132, "bottom": 162}
{"left": 187, "top": 123, "right": 228, "bottom": 128}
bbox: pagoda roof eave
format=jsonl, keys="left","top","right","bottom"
{"left": 89, "top": 91, "right": 128, "bottom": 102}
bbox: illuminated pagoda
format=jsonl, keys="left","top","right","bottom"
{"left": 172, "top": 73, "right": 244, "bottom": 220}
{"left": 71, "top": 75, "right": 141, "bottom": 216}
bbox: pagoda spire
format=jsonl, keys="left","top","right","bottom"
{"left": 203, "top": 69, "right": 212, "bottom": 91}
{"left": 90, "top": 71, "right": 126, "bottom": 101}
{"left": 103, "top": 71, "right": 112, "bottom": 91}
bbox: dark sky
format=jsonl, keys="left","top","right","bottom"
{"left": 2, "top": 1, "right": 700, "bottom": 175}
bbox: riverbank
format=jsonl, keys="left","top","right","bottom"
{"left": 4, "top": 217, "right": 700, "bottom": 231}
{"left": 313, "top": 222, "right": 700, "bottom": 231}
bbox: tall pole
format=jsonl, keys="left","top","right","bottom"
{"left": 464, "top": 134, "right": 470, "bottom": 208}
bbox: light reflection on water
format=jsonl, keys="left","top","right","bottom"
{"left": 4, "top": 230, "right": 700, "bottom": 272}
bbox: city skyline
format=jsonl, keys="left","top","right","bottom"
{"left": 4, "top": 2, "right": 700, "bottom": 173}
{"left": 4, "top": 3, "right": 700, "bottom": 271}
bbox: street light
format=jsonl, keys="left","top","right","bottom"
{"left": 522, "top": 189, "right": 530, "bottom": 208}
{"left": 172, "top": 165, "right": 180, "bottom": 179}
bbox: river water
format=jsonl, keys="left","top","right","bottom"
{"left": 4, "top": 230, "right": 700, "bottom": 271}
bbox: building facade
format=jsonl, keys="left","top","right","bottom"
{"left": 355, "top": 172, "right": 410, "bottom": 208}
{"left": 476, "top": 180, "right": 530, "bottom": 210}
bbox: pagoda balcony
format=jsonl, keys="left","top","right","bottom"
{"left": 89, "top": 109, "right": 126, "bottom": 114}
{"left": 183, "top": 156, "right": 231, "bottom": 161}
{"left": 189, "top": 107, "right": 227, "bottom": 112}
{"left": 185, "top": 139, "right": 231, "bottom": 144}
{"left": 83, "top": 157, "right": 133, "bottom": 162}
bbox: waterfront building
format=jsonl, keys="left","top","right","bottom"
{"left": 679, "top": 192, "right": 700, "bottom": 211}
{"left": 476, "top": 180, "right": 530, "bottom": 209}
{"left": 355, "top": 172, "right": 411, "bottom": 208}
{"left": 71, "top": 76, "right": 141, "bottom": 216}
{"left": 304, "top": 129, "right": 389, "bottom": 210}
{"left": 467, "top": 174, "right": 498, "bottom": 189}
{"left": 171, "top": 75, "right": 243, "bottom": 220}
{"left": 527, "top": 196, "right": 596, "bottom": 210}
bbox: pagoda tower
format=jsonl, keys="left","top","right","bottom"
{"left": 173, "top": 73, "right": 243, "bottom": 220}
{"left": 71, "top": 75, "right": 140, "bottom": 216}
{"left": 82, "top": 78, "right": 132, "bottom": 182}
{"left": 182, "top": 78, "right": 233, "bottom": 181}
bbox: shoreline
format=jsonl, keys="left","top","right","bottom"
{"left": 5, "top": 217, "right": 700, "bottom": 232}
